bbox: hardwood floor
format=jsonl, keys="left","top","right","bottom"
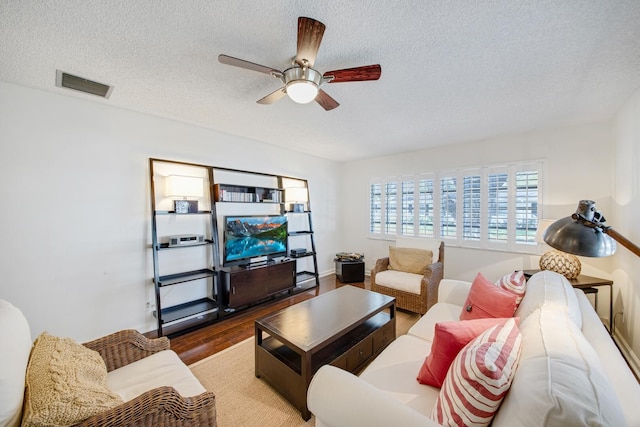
{"left": 170, "top": 274, "right": 367, "bottom": 365}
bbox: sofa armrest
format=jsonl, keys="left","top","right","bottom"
{"left": 73, "top": 386, "right": 216, "bottom": 427}
{"left": 83, "top": 329, "right": 170, "bottom": 372}
{"left": 437, "top": 279, "right": 471, "bottom": 306}
{"left": 308, "top": 365, "right": 440, "bottom": 427}
{"left": 422, "top": 261, "right": 444, "bottom": 311}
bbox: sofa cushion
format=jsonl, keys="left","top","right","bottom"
{"left": 417, "top": 317, "right": 515, "bottom": 388}
{"left": 359, "top": 334, "right": 440, "bottom": 415}
{"left": 22, "top": 332, "right": 123, "bottom": 427}
{"left": 459, "top": 273, "right": 519, "bottom": 320}
{"left": 107, "top": 349, "right": 206, "bottom": 401}
{"left": 407, "top": 303, "right": 461, "bottom": 341}
{"left": 0, "top": 300, "right": 32, "bottom": 427}
{"left": 431, "top": 318, "right": 521, "bottom": 427}
{"left": 495, "top": 271, "right": 526, "bottom": 304}
{"left": 374, "top": 270, "right": 422, "bottom": 294}
{"left": 388, "top": 247, "right": 433, "bottom": 275}
{"left": 515, "top": 270, "right": 582, "bottom": 328}
{"left": 492, "top": 304, "right": 625, "bottom": 427}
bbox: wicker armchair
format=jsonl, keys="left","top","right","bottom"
{"left": 77, "top": 330, "right": 217, "bottom": 427}
{"left": 0, "top": 298, "right": 216, "bottom": 427}
{"left": 371, "top": 241, "right": 444, "bottom": 314}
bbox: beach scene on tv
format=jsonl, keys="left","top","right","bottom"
{"left": 224, "top": 215, "right": 288, "bottom": 264}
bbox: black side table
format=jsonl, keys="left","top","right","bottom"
{"left": 523, "top": 269, "right": 613, "bottom": 334}
{"left": 335, "top": 260, "right": 365, "bottom": 283}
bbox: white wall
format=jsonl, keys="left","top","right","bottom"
{"left": 0, "top": 82, "right": 340, "bottom": 341}
{"left": 3, "top": 78, "right": 637, "bottom": 367}
{"left": 611, "top": 86, "right": 640, "bottom": 369}
{"left": 339, "top": 121, "right": 615, "bottom": 307}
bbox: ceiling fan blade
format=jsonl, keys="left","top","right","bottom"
{"left": 257, "top": 87, "right": 287, "bottom": 105}
{"left": 296, "top": 17, "right": 325, "bottom": 67}
{"left": 218, "top": 54, "right": 282, "bottom": 76}
{"left": 315, "top": 89, "right": 339, "bottom": 111}
{"left": 324, "top": 64, "right": 382, "bottom": 83}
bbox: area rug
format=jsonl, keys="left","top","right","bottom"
{"left": 189, "top": 310, "right": 420, "bottom": 426}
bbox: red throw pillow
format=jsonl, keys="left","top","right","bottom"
{"left": 431, "top": 318, "right": 522, "bottom": 426}
{"left": 417, "top": 317, "right": 517, "bottom": 388}
{"left": 460, "top": 273, "right": 519, "bottom": 320}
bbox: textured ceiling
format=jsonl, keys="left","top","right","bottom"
{"left": 1, "top": 1, "right": 640, "bottom": 162}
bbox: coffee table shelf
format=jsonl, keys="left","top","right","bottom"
{"left": 261, "top": 336, "right": 303, "bottom": 374}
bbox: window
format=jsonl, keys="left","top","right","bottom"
{"left": 369, "top": 162, "right": 542, "bottom": 253}
{"left": 384, "top": 182, "right": 397, "bottom": 234}
{"left": 418, "top": 177, "right": 434, "bottom": 237}
{"left": 514, "top": 170, "right": 539, "bottom": 243}
{"left": 401, "top": 180, "right": 414, "bottom": 235}
{"left": 487, "top": 172, "right": 508, "bottom": 241}
{"left": 440, "top": 176, "right": 457, "bottom": 238}
{"left": 369, "top": 183, "right": 382, "bottom": 234}
{"left": 462, "top": 174, "right": 481, "bottom": 240}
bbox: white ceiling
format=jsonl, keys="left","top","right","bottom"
{"left": 2, "top": 1, "right": 640, "bottom": 162}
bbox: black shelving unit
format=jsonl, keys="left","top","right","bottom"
{"left": 157, "top": 269, "right": 217, "bottom": 287}
{"left": 282, "top": 192, "right": 320, "bottom": 288}
{"left": 149, "top": 159, "right": 221, "bottom": 337}
{"left": 148, "top": 159, "right": 319, "bottom": 336}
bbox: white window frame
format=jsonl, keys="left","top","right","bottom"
{"left": 368, "top": 161, "right": 543, "bottom": 254}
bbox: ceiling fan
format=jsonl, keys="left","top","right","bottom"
{"left": 218, "top": 16, "right": 381, "bottom": 111}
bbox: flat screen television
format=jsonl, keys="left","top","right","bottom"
{"left": 223, "top": 215, "right": 288, "bottom": 266}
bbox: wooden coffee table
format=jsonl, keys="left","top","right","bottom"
{"left": 255, "top": 285, "right": 396, "bottom": 420}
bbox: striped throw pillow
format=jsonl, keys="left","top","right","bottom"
{"left": 431, "top": 317, "right": 522, "bottom": 427}
{"left": 495, "top": 271, "right": 526, "bottom": 305}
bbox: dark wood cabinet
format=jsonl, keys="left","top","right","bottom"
{"left": 223, "top": 260, "right": 296, "bottom": 309}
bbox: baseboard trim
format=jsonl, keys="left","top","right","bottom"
{"left": 614, "top": 329, "right": 640, "bottom": 381}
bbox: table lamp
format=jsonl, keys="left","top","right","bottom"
{"left": 536, "top": 219, "right": 582, "bottom": 278}
{"left": 165, "top": 175, "right": 204, "bottom": 213}
{"left": 285, "top": 187, "right": 308, "bottom": 212}
{"left": 543, "top": 200, "right": 640, "bottom": 259}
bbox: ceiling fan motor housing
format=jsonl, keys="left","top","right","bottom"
{"left": 283, "top": 67, "right": 323, "bottom": 103}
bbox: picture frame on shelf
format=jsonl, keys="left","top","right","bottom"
{"left": 174, "top": 200, "right": 198, "bottom": 213}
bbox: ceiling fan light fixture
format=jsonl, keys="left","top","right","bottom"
{"left": 283, "top": 66, "right": 322, "bottom": 104}
{"left": 286, "top": 80, "right": 318, "bottom": 104}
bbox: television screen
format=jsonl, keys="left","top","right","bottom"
{"left": 223, "top": 215, "right": 288, "bottom": 266}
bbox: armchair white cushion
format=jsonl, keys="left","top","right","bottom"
{"left": 0, "top": 300, "right": 32, "bottom": 427}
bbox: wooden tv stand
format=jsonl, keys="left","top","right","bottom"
{"left": 221, "top": 259, "right": 296, "bottom": 309}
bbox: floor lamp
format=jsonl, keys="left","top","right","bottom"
{"left": 543, "top": 200, "right": 640, "bottom": 258}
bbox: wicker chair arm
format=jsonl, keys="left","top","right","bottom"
{"left": 83, "top": 329, "right": 170, "bottom": 372}
{"left": 421, "top": 261, "right": 444, "bottom": 311}
{"left": 371, "top": 257, "right": 390, "bottom": 278}
{"left": 74, "top": 386, "right": 216, "bottom": 427}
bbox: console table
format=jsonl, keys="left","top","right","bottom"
{"left": 523, "top": 269, "right": 613, "bottom": 334}
{"left": 255, "top": 285, "right": 396, "bottom": 420}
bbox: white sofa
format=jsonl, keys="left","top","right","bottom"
{"left": 308, "top": 271, "right": 640, "bottom": 426}
{"left": 0, "top": 299, "right": 215, "bottom": 427}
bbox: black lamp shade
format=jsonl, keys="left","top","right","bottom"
{"left": 544, "top": 216, "right": 616, "bottom": 257}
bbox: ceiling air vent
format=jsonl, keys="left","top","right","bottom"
{"left": 55, "top": 70, "right": 113, "bottom": 98}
